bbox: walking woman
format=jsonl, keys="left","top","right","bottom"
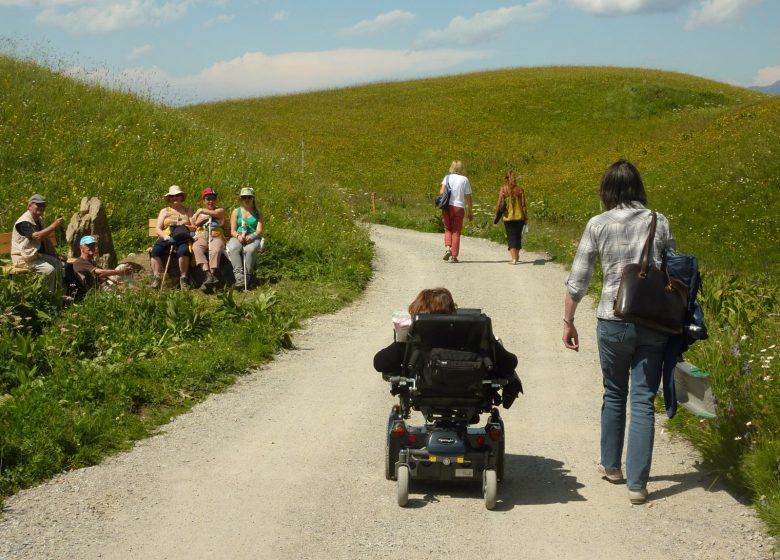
{"left": 495, "top": 171, "right": 528, "bottom": 264}
{"left": 439, "top": 160, "right": 473, "bottom": 263}
{"left": 562, "top": 160, "right": 676, "bottom": 505}
{"left": 191, "top": 187, "right": 226, "bottom": 293}
{"left": 227, "top": 187, "right": 264, "bottom": 290}
{"left": 150, "top": 185, "right": 194, "bottom": 289}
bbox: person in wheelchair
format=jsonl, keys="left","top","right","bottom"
{"left": 373, "top": 287, "right": 522, "bottom": 409}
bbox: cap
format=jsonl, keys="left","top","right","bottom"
{"left": 239, "top": 187, "right": 255, "bottom": 198}
{"left": 80, "top": 235, "right": 97, "bottom": 245}
{"left": 201, "top": 187, "right": 217, "bottom": 198}
{"left": 164, "top": 185, "right": 186, "bottom": 200}
{"left": 28, "top": 194, "right": 47, "bottom": 205}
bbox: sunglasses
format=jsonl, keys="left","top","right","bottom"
{"left": 204, "top": 195, "right": 217, "bottom": 201}
{"left": 240, "top": 196, "right": 254, "bottom": 200}
{"left": 34, "top": 202, "right": 47, "bottom": 208}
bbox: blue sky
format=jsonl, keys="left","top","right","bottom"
{"left": 0, "top": 0, "right": 778, "bottom": 104}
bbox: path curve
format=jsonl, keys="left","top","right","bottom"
{"left": 0, "top": 225, "right": 773, "bottom": 559}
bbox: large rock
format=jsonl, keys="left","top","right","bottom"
{"left": 66, "top": 197, "right": 117, "bottom": 269}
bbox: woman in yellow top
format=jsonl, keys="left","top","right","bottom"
{"left": 191, "top": 187, "right": 226, "bottom": 293}
{"left": 150, "top": 185, "right": 194, "bottom": 289}
{"left": 495, "top": 171, "right": 528, "bottom": 265}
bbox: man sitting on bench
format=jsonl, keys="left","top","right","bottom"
{"left": 10, "top": 194, "right": 65, "bottom": 291}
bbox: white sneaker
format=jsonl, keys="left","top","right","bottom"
{"left": 628, "top": 488, "right": 648, "bottom": 504}
{"left": 597, "top": 464, "right": 624, "bottom": 483}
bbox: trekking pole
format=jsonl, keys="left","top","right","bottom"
{"left": 243, "top": 245, "right": 248, "bottom": 292}
{"left": 206, "top": 221, "right": 212, "bottom": 277}
{"left": 161, "top": 243, "right": 174, "bottom": 291}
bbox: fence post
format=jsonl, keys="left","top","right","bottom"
{"left": 371, "top": 192, "right": 376, "bottom": 214}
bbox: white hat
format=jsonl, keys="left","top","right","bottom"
{"left": 164, "top": 185, "right": 186, "bottom": 201}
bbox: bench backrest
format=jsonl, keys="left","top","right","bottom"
{"left": 0, "top": 231, "right": 57, "bottom": 255}
{"left": 149, "top": 218, "right": 157, "bottom": 237}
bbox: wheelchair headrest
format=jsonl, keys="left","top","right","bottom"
{"left": 407, "top": 310, "right": 494, "bottom": 355}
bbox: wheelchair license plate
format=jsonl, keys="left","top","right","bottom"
{"left": 455, "top": 468, "right": 474, "bottom": 478}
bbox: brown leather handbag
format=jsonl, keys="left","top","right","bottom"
{"left": 613, "top": 212, "right": 688, "bottom": 335}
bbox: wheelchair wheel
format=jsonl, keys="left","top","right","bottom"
{"left": 483, "top": 469, "right": 497, "bottom": 510}
{"left": 384, "top": 438, "right": 396, "bottom": 481}
{"left": 397, "top": 465, "right": 410, "bottom": 507}
{"left": 497, "top": 438, "right": 505, "bottom": 483}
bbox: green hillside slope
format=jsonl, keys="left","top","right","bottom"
{"left": 186, "top": 66, "right": 780, "bottom": 275}
{"left": 0, "top": 55, "right": 371, "bottom": 504}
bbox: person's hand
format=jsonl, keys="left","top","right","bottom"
{"left": 563, "top": 324, "right": 579, "bottom": 351}
{"left": 467, "top": 210, "right": 474, "bottom": 222}
{"left": 54, "top": 216, "right": 65, "bottom": 228}
{"left": 164, "top": 235, "right": 171, "bottom": 242}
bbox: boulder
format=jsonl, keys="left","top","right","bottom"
{"left": 66, "top": 197, "right": 117, "bottom": 269}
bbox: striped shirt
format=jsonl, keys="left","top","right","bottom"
{"left": 565, "top": 203, "right": 676, "bottom": 320}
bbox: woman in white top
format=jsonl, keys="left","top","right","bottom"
{"left": 438, "top": 160, "right": 473, "bottom": 263}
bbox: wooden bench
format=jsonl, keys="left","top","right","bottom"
{"left": 0, "top": 231, "right": 57, "bottom": 274}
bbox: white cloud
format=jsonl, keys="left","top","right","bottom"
{"left": 173, "top": 48, "right": 487, "bottom": 101}
{"left": 752, "top": 65, "right": 780, "bottom": 87}
{"left": 339, "top": 10, "right": 415, "bottom": 36}
{"left": 413, "top": 1, "right": 550, "bottom": 49}
{"left": 204, "top": 13, "right": 234, "bottom": 27}
{"left": 128, "top": 43, "right": 152, "bottom": 61}
{"left": 272, "top": 9, "right": 288, "bottom": 22}
{"left": 686, "top": 0, "right": 762, "bottom": 30}
{"left": 18, "top": 1, "right": 191, "bottom": 34}
{"left": 567, "top": 0, "right": 682, "bottom": 15}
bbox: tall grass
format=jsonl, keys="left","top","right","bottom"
{"left": 185, "top": 66, "right": 780, "bottom": 533}
{"left": 0, "top": 54, "right": 372, "bottom": 506}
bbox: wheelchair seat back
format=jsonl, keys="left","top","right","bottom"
{"left": 402, "top": 310, "right": 496, "bottom": 403}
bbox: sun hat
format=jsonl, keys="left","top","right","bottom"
{"left": 201, "top": 187, "right": 217, "bottom": 198}
{"left": 80, "top": 235, "right": 97, "bottom": 245}
{"left": 239, "top": 187, "right": 255, "bottom": 198}
{"left": 164, "top": 185, "right": 186, "bottom": 200}
{"left": 28, "top": 194, "right": 47, "bottom": 205}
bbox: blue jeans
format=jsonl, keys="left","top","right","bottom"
{"left": 597, "top": 319, "right": 667, "bottom": 490}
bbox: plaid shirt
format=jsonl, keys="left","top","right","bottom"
{"left": 566, "top": 203, "right": 676, "bottom": 320}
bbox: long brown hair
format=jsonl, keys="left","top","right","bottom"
{"left": 502, "top": 171, "right": 522, "bottom": 198}
{"left": 408, "top": 288, "right": 457, "bottom": 316}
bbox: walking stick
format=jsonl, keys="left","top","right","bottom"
{"left": 160, "top": 243, "right": 174, "bottom": 291}
{"left": 206, "top": 221, "right": 212, "bottom": 274}
{"left": 243, "top": 245, "right": 248, "bottom": 292}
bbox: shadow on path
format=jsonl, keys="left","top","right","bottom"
{"left": 401, "top": 454, "right": 585, "bottom": 511}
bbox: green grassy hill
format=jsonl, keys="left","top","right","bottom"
{"left": 186, "top": 66, "right": 780, "bottom": 275}
{"left": 0, "top": 54, "right": 371, "bottom": 505}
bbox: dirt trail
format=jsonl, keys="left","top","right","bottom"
{"left": 0, "top": 224, "right": 774, "bottom": 559}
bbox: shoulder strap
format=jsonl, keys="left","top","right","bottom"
{"left": 639, "top": 211, "right": 657, "bottom": 274}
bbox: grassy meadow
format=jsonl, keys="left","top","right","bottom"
{"left": 186, "top": 67, "right": 780, "bottom": 533}
{"left": 0, "top": 54, "right": 372, "bottom": 506}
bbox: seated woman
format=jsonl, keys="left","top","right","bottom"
{"left": 149, "top": 185, "right": 194, "bottom": 289}
{"left": 373, "top": 287, "right": 523, "bottom": 408}
{"left": 227, "top": 187, "right": 265, "bottom": 291}
{"left": 191, "top": 187, "right": 226, "bottom": 293}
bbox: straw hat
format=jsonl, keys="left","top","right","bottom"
{"left": 164, "top": 185, "right": 186, "bottom": 201}
{"left": 239, "top": 187, "right": 255, "bottom": 198}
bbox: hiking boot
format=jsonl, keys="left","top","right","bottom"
{"left": 450, "top": 256, "right": 459, "bottom": 263}
{"left": 442, "top": 248, "right": 451, "bottom": 261}
{"left": 179, "top": 276, "right": 192, "bottom": 290}
{"left": 628, "top": 488, "right": 648, "bottom": 504}
{"left": 200, "top": 272, "right": 218, "bottom": 293}
{"left": 150, "top": 275, "right": 162, "bottom": 289}
{"left": 597, "top": 464, "right": 624, "bottom": 483}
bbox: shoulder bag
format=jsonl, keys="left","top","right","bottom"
{"left": 435, "top": 176, "right": 451, "bottom": 210}
{"left": 613, "top": 211, "right": 688, "bottom": 335}
{"left": 493, "top": 188, "right": 508, "bottom": 224}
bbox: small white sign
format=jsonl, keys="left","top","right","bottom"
{"left": 455, "top": 468, "right": 474, "bottom": 478}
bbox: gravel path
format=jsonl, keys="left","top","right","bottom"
{"left": 0, "top": 224, "right": 774, "bottom": 559}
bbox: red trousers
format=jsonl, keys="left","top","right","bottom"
{"left": 442, "top": 206, "right": 465, "bottom": 257}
